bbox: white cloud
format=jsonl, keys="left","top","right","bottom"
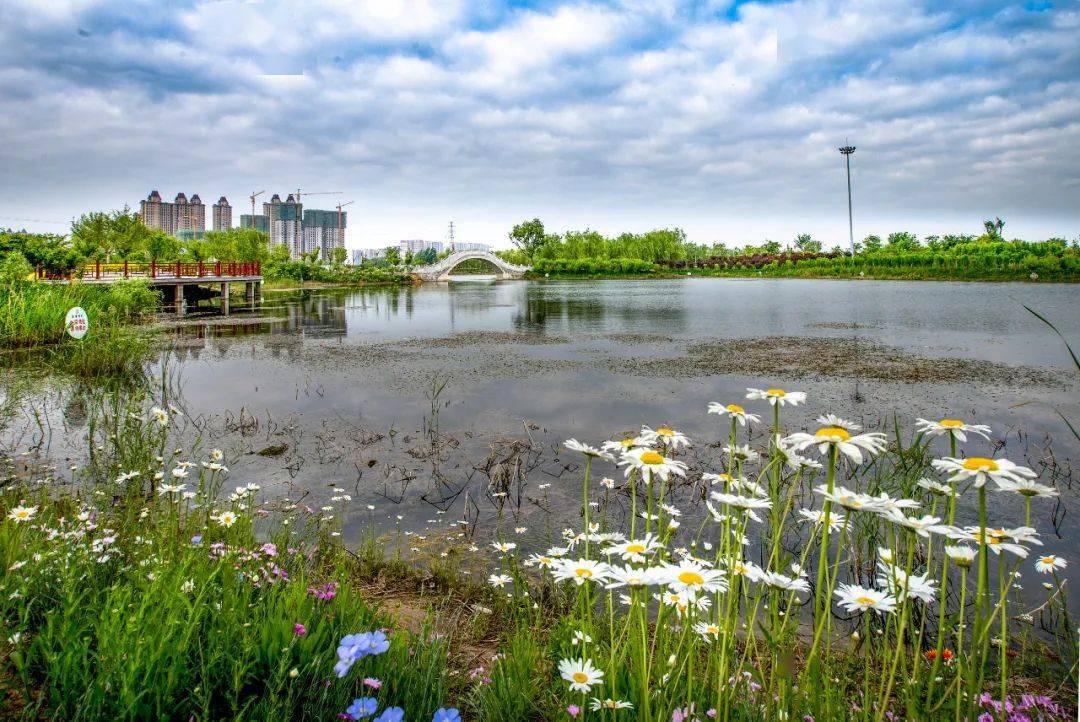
{"left": 0, "top": 0, "right": 1077, "bottom": 245}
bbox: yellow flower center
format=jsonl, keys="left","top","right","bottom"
{"left": 575, "top": 568, "right": 593, "bottom": 578}
{"left": 939, "top": 419, "right": 965, "bottom": 429}
{"left": 678, "top": 570, "right": 705, "bottom": 586}
{"left": 538, "top": 556, "right": 551, "bottom": 565}
{"left": 656, "top": 427, "right": 675, "bottom": 436}
{"left": 707, "top": 625, "right": 719, "bottom": 634}
{"left": 963, "top": 457, "right": 999, "bottom": 472}
{"left": 1040, "top": 556, "right": 1056, "bottom": 565}
{"left": 855, "top": 596, "right": 876, "bottom": 606}
{"left": 640, "top": 451, "right": 664, "bottom": 465}
{"left": 572, "top": 672, "right": 589, "bottom": 684}
{"left": 814, "top": 427, "right": 851, "bottom": 442}
{"left": 14, "top": 511, "right": 28, "bottom": 519}
{"left": 726, "top": 404, "right": 744, "bottom": 414}
{"left": 625, "top": 543, "right": 646, "bottom": 554}
{"left": 766, "top": 388, "right": 786, "bottom": 397}
{"left": 619, "top": 438, "right": 636, "bottom": 447}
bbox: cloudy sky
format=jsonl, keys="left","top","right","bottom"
{"left": 1, "top": 0, "right": 1077, "bottom": 249}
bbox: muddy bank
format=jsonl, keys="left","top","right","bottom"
{"left": 606, "top": 336, "right": 1071, "bottom": 386}
{"left": 287, "top": 331, "right": 1071, "bottom": 389}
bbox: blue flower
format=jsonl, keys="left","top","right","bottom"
{"left": 433, "top": 708, "right": 461, "bottom": 722}
{"left": 190, "top": 534, "right": 203, "bottom": 545}
{"left": 335, "top": 631, "right": 392, "bottom": 678}
{"left": 345, "top": 697, "right": 379, "bottom": 719}
{"left": 373, "top": 707, "right": 405, "bottom": 722}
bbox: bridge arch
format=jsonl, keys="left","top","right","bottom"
{"left": 413, "top": 251, "right": 531, "bottom": 282}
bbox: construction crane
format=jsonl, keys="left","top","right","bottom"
{"left": 293, "top": 189, "right": 342, "bottom": 203}
{"left": 249, "top": 190, "right": 265, "bottom": 219}
{"left": 335, "top": 201, "right": 354, "bottom": 242}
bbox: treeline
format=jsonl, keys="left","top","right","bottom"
{"left": 498, "top": 217, "right": 1079, "bottom": 281}
{"left": 0, "top": 209, "right": 409, "bottom": 286}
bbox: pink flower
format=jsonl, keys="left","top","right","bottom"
{"left": 293, "top": 623, "right": 307, "bottom": 636}
{"left": 567, "top": 705, "right": 581, "bottom": 718}
{"left": 363, "top": 677, "right": 381, "bottom": 689}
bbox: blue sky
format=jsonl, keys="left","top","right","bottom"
{"left": 0, "top": 0, "right": 1077, "bottom": 248}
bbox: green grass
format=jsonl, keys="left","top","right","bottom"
{"left": 0, "top": 280, "right": 157, "bottom": 377}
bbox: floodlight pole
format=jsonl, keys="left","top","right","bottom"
{"left": 839, "top": 144, "right": 856, "bottom": 255}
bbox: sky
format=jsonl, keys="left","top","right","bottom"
{"left": 0, "top": 0, "right": 1077, "bottom": 250}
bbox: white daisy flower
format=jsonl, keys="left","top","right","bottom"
{"left": 601, "top": 435, "right": 650, "bottom": 453}
{"left": 1034, "top": 555, "right": 1067, "bottom": 574}
{"left": 708, "top": 402, "right": 761, "bottom": 426}
{"left": 882, "top": 511, "right": 950, "bottom": 538}
{"left": 931, "top": 457, "right": 1036, "bottom": 489}
{"left": 663, "top": 559, "right": 728, "bottom": 595}
{"left": 915, "top": 418, "right": 991, "bottom": 442}
{"left": 604, "top": 535, "right": 661, "bottom": 563}
{"left": 761, "top": 571, "right": 810, "bottom": 595}
{"left": 552, "top": 558, "right": 610, "bottom": 585}
{"left": 784, "top": 425, "right": 887, "bottom": 464}
{"left": 559, "top": 658, "right": 604, "bottom": 693}
{"left": 589, "top": 698, "right": 633, "bottom": 711}
{"left": 876, "top": 562, "right": 937, "bottom": 604}
{"left": 723, "top": 444, "right": 760, "bottom": 463}
{"left": 618, "top": 448, "right": 688, "bottom": 482}
{"left": 693, "top": 621, "right": 722, "bottom": 641}
{"left": 640, "top": 425, "right": 691, "bottom": 449}
{"left": 993, "top": 478, "right": 1059, "bottom": 499}
{"left": 814, "top": 485, "right": 885, "bottom": 513}
{"left": 708, "top": 493, "right": 772, "bottom": 523}
{"left": 917, "top": 478, "right": 957, "bottom": 497}
{"left": 7, "top": 505, "right": 37, "bottom": 523}
{"left": 564, "top": 439, "right": 615, "bottom": 462}
{"left": 491, "top": 541, "right": 517, "bottom": 554}
{"left": 944, "top": 545, "right": 976, "bottom": 568}
{"left": 746, "top": 388, "right": 807, "bottom": 406}
{"left": 488, "top": 573, "right": 513, "bottom": 587}
{"left": 798, "top": 508, "right": 845, "bottom": 532}
{"left": 835, "top": 583, "right": 897, "bottom": 614}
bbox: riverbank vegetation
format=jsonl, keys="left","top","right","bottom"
{"left": 0, "top": 374, "right": 1074, "bottom": 720}
{"left": 499, "top": 218, "right": 1079, "bottom": 282}
{"left": 0, "top": 260, "right": 157, "bottom": 376}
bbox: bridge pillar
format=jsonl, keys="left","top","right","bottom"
{"left": 173, "top": 285, "right": 185, "bottom": 317}
{"left": 220, "top": 282, "right": 230, "bottom": 315}
{"left": 245, "top": 281, "right": 255, "bottom": 301}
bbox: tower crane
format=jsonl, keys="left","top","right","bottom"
{"left": 249, "top": 190, "right": 265, "bottom": 218}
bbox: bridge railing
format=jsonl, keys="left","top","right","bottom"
{"left": 38, "top": 260, "right": 261, "bottom": 281}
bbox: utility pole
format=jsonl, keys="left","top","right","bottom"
{"left": 839, "top": 143, "right": 856, "bottom": 255}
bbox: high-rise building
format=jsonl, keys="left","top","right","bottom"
{"left": 240, "top": 214, "right": 270, "bottom": 233}
{"left": 212, "top": 196, "right": 232, "bottom": 231}
{"left": 398, "top": 239, "right": 445, "bottom": 253}
{"left": 302, "top": 209, "right": 346, "bottom": 260}
{"left": 263, "top": 193, "right": 303, "bottom": 256}
{"left": 139, "top": 190, "right": 206, "bottom": 236}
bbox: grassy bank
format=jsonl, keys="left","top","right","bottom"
{"left": 0, "top": 378, "right": 1074, "bottom": 720}
{"left": 0, "top": 280, "right": 157, "bottom": 376}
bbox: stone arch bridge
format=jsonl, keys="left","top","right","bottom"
{"left": 413, "top": 251, "right": 531, "bottom": 282}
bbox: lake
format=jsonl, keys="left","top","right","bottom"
{"left": 4, "top": 278, "right": 1079, "bottom": 569}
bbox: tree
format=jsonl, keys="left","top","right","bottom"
{"left": 330, "top": 246, "right": 348, "bottom": 268}
{"left": 793, "top": 233, "right": 822, "bottom": 253}
{"left": 403, "top": 250, "right": 414, "bottom": 267}
{"left": 761, "top": 240, "right": 781, "bottom": 254}
{"left": 384, "top": 246, "right": 401, "bottom": 266}
{"left": 862, "top": 235, "right": 883, "bottom": 253}
{"left": 886, "top": 232, "right": 920, "bottom": 251}
{"left": 0, "top": 250, "right": 33, "bottom": 285}
{"left": 982, "top": 217, "right": 1005, "bottom": 240}
{"left": 145, "top": 231, "right": 180, "bottom": 261}
{"left": 509, "top": 218, "right": 547, "bottom": 259}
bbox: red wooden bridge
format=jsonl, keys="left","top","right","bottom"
{"left": 39, "top": 261, "right": 262, "bottom": 316}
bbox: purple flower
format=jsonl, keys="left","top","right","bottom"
{"left": 373, "top": 708, "right": 404, "bottom": 722}
{"left": 433, "top": 709, "right": 461, "bottom": 722}
{"left": 293, "top": 623, "right": 307, "bottom": 637}
{"left": 363, "top": 677, "right": 382, "bottom": 689}
{"left": 345, "top": 697, "right": 378, "bottom": 720}
{"left": 567, "top": 705, "right": 580, "bottom": 718}
{"left": 190, "top": 535, "right": 203, "bottom": 545}
{"left": 335, "top": 631, "right": 391, "bottom": 678}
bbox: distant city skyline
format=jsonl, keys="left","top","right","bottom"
{"left": 1, "top": 1, "right": 1077, "bottom": 246}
